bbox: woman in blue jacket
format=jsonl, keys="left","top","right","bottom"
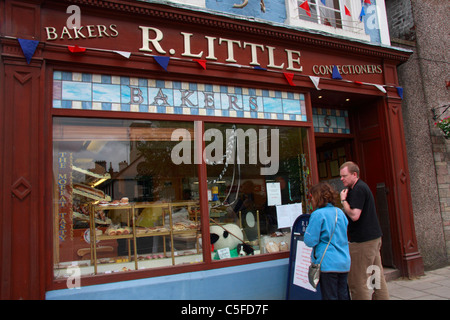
{"left": 304, "top": 182, "right": 351, "bottom": 300}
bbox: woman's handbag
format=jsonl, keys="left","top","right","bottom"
{"left": 308, "top": 262, "right": 321, "bottom": 289}
{"left": 308, "top": 208, "right": 338, "bottom": 289}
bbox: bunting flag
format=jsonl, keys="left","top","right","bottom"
{"left": 283, "top": 72, "right": 296, "bottom": 86}
{"left": 332, "top": 65, "right": 343, "bottom": 80}
{"left": 253, "top": 65, "right": 267, "bottom": 71}
{"left": 114, "top": 51, "right": 131, "bottom": 58}
{"left": 359, "top": 6, "right": 366, "bottom": 21}
{"left": 18, "top": 39, "right": 39, "bottom": 64}
{"left": 309, "top": 76, "right": 321, "bottom": 90}
{"left": 396, "top": 87, "right": 404, "bottom": 99}
{"left": 374, "top": 84, "right": 387, "bottom": 93}
{"left": 153, "top": 56, "right": 170, "bottom": 71}
{"left": 364, "top": 0, "right": 371, "bottom": 4}
{"left": 193, "top": 59, "right": 207, "bottom": 70}
{"left": 68, "top": 45, "right": 86, "bottom": 53}
{"left": 320, "top": 0, "right": 326, "bottom": 5}
{"left": 344, "top": 5, "right": 351, "bottom": 16}
{"left": 299, "top": 1, "right": 311, "bottom": 17}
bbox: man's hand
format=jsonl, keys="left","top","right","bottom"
{"left": 340, "top": 189, "right": 348, "bottom": 202}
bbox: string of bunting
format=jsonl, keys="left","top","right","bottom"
{"left": 14, "top": 36, "right": 403, "bottom": 99}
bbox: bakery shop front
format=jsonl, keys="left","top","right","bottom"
{"left": 1, "top": 0, "right": 423, "bottom": 299}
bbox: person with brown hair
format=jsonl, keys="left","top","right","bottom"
{"left": 339, "top": 161, "right": 389, "bottom": 300}
{"left": 304, "top": 182, "right": 351, "bottom": 300}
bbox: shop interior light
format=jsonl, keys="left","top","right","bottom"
{"left": 92, "top": 178, "right": 108, "bottom": 187}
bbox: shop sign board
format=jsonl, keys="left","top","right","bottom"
{"left": 286, "top": 214, "right": 322, "bottom": 300}
{"left": 41, "top": 5, "right": 385, "bottom": 84}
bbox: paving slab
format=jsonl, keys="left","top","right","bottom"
{"left": 387, "top": 266, "right": 450, "bottom": 300}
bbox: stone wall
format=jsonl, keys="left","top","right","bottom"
{"left": 386, "top": 0, "right": 450, "bottom": 269}
{"left": 431, "top": 131, "right": 450, "bottom": 260}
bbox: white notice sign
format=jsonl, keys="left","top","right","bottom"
{"left": 217, "top": 247, "right": 231, "bottom": 259}
{"left": 266, "top": 182, "right": 282, "bottom": 206}
{"left": 275, "top": 203, "right": 302, "bottom": 229}
{"left": 293, "top": 240, "right": 316, "bottom": 292}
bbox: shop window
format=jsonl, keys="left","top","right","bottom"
{"left": 205, "top": 123, "right": 312, "bottom": 259}
{"left": 53, "top": 118, "right": 201, "bottom": 278}
{"left": 52, "top": 117, "right": 312, "bottom": 279}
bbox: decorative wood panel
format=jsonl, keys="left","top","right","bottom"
{"left": 1, "top": 64, "right": 44, "bottom": 299}
{"left": 5, "top": 0, "right": 41, "bottom": 39}
{"left": 383, "top": 99, "right": 424, "bottom": 277}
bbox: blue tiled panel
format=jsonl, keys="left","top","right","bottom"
{"left": 53, "top": 71, "right": 307, "bottom": 122}
{"left": 312, "top": 108, "right": 351, "bottom": 134}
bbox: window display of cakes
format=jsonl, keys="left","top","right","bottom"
{"left": 87, "top": 201, "right": 202, "bottom": 275}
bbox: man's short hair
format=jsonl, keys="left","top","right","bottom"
{"left": 340, "top": 161, "right": 360, "bottom": 178}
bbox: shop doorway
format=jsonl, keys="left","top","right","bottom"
{"left": 315, "top": 136, "right": 354, "bottom": 194}
{"left": 351, "top": 99, "right": 395, "bottom": 268}
{"left": 312, "top": 91, "right": 396, "bottom": 268}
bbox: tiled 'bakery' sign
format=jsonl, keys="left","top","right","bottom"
{"left": 53, "top": 71, "right": 307, "bottom": 121}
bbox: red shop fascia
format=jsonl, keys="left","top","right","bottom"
{"left": 0, "top": 0, "right": 423, "bottom": 299}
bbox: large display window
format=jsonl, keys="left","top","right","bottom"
{"left": 52, "top": 117, "right": 312, "bottom": 279}
{"left": 205, "top": 123, "right": 311, "bottom": 259}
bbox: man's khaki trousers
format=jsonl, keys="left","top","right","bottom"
{"left": 348, "top": 237, "right": 390, "bottom": 300}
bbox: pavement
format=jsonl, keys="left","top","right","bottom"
{"left": 387, "top": 265, "right": 450, "bottom": 300}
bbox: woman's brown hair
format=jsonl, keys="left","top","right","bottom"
{"left": 310, "top": 182, "right": 338, "bottom": 209}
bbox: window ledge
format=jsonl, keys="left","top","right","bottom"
{"left": 285, "top": 18, "right": 371, "bottom": 43}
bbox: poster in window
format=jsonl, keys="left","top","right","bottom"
{"left": 266, "top": 182, "right": 282, "bottom": 206}
{"left": 330, "top": 160, "right": 340, "bottom": 177}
